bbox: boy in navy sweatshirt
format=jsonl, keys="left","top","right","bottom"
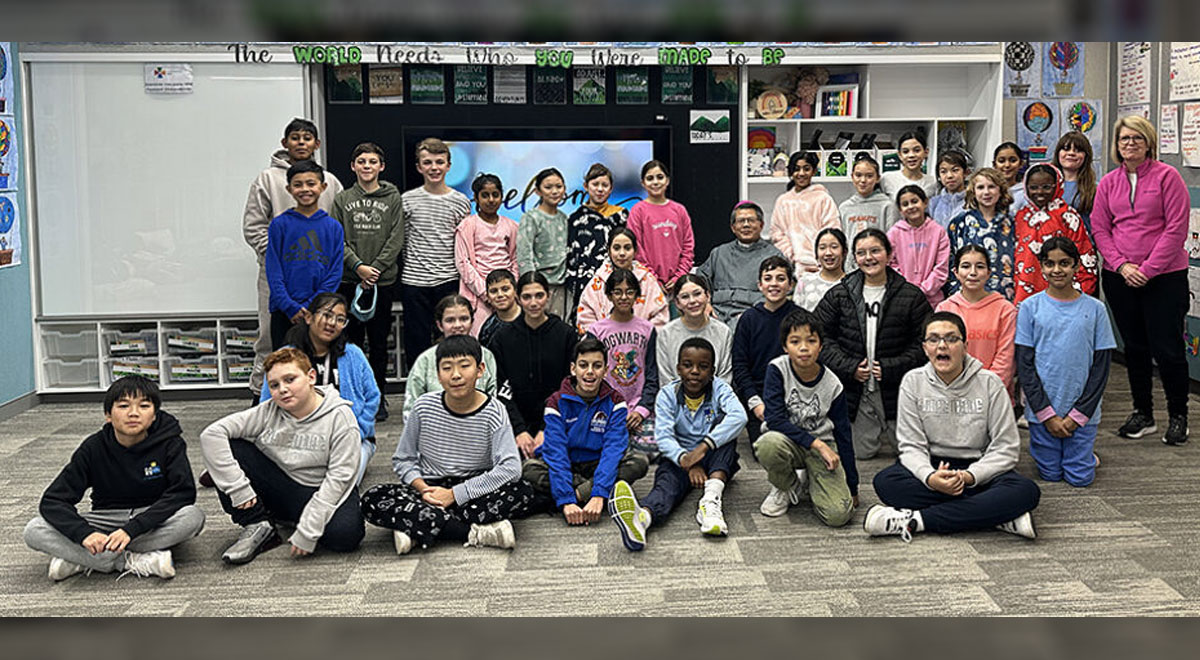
{"left": 523, "top": 336, "right": 650, "bottom": 523}
{"left": 265, "top": 159, "right": 345, "bottom": 351}
{"left": 24, "top": 376, "right": 204, "bottom": 581}
{"left": 732, "top": 255, "right": 798, "bottom": 447}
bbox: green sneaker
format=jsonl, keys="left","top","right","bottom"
{"left": 609, "top": 480, "right": 648, "bottom": 551}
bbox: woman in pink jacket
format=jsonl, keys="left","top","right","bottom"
{"left": 576, "top": 227, "right": 669, "bottom": 335}
{"left": 770, "top": 151, "right": 841, "bottom": 276}
{"left": 887, "top": 185, "right": 951, "bottom": 308}
{"left": 1091, "top": 115, "right": 1190, "bottom": 446}
{"left": 455, "top": 173, "right": 519, "bottom": 336}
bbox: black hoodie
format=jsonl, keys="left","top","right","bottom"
{"left": 488, "top": 313, "right": 579, "bottom": 436}
{"left": 39, "top": 411, "right": 197, "bottom": 543}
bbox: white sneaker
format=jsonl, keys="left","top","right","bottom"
{"left": 119, "top": 550, "right": 176, "bottom": 580}
{"left": 393, "top": 530, "right": 414, "bottom": 555}
{"left": 696, "top": 497, "right": 728, "bottom": 536}
{"left": 796, "top": 469, "right": 809, "bottom": 497}
{"left": 863, "top": 504, "right": 915, "bottom": 543}
{"left": 1017, "top": 416, "right": 1029, "bottom": 429}
{"left": 760, "top": 483, "right": 803, "bottom": 517}
{"left": 466, "top": 519, "right": 515, "bottom": 550}
{"left": 48, "top": 557, "right": 84, "bottom": 582}
{"left": 995, "top": 511, "right": 1036, "bottom": 539}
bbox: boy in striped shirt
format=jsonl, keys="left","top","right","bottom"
{"left": 360, "top": 335, "right": 534, "bottom": 554}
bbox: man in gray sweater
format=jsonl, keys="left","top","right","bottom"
{"left": 864, "top": 311, "right": 1041, "bottom": 542}
{"left": 200, "top": 348, "right": 364, "bottom": 564}
{"left": 695, "top": 201, "right": 784, "bottom": 331}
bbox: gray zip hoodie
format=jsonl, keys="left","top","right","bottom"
{"left": 242, "top": 149, "right": 344, "bottom": 260}
{"left": 896, "top": 355, "right": 1019, "bottom": 489}
{"left": 200, "top": 384, "right": 360, "bottom": 552}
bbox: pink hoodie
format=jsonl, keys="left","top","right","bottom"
{"left": 455, "top": 213, "right": 519, "bottom": 336}
{"left": 936, "top": 291, "right": 1017, "bottom": 401}
{"left": 888, "top": 216, "right": 951, "bottom": 307}
{"left": 770, "top": 184, "right": 841, "bottom": 274}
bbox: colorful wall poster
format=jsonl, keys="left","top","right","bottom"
{"left": 1162, "top": 103, "right": 1180, "bottom": 154}
{"left": 1118, "top": 42, "right": 1153, "bottom": 106}
{"left": 0, "top": 114, "right": 17, "bottom": 191}
{"left": 0, "top": 192, "right": 21, "bottom": 268}
{"left": 1169, "top": 42, "right": 1200, "bottom": 102}
{"left": 573, "top": 67, "right": 605, "bottom": 105}
{"left": 0, "top": 43, "right": 11, "bottom": 114}
{"left": 661, "top": 65, "right": 693, "bottom": 104}
{"left": 1059, "top": 99, "right": 1103, "bottom": 176}
{"left": 533, "top": 68, "right": 567, "bottom": 105}
{"left": 410, "top": 65, "right": 445, "bottom": 105}
{"left": 1003, "top": 42, "right": 1041, "bottom": 99}
{"left": 367, "top": 65, "right": 403, "bottom": 104}
{"left": 1181, "top": 102, "right": 1200, "bottom": 168}
{"left": 689, "top": 110, "right": 730, "bottom": 144}
{"left": 615, "top": 67, "right": 649, "bottom": 105}
{"left": 1016, "top": 99, "right": 1060, "bottom": 164}
{"left": 1042, "top": 42, "right": 1084, "bottom": 98}
{"left": 454, "top": 65, "right": 488, "bottom": 105}
{"left": 493, "top": 66, "right": 526, "bottom": 104}
{"left": 707, "top": 66, "right": 738, "bottom": 104}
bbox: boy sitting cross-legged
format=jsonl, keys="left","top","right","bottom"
{"left": 753, "top": 308, "right": 858, "bottom": 526}
{"left": 610, "top": 337, "right": 747, "bottom": 550}
{"left": 361, "top": 335, "right": 535, "bottom": 553}
{"left": 522, "top": 336, "right": 650, "bottom": 523}
{"left": 24, "top": 376, "right": 204, "bottom": 581}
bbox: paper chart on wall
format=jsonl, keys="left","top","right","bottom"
{"left": 1003, "top": 42, "right": 1041, "bottom": 99}
{"left": 1042, "top": 42, "right": 1084, "bottom": 98}
{"left": 1161, "top": 103, "right": 1180, "bottom": 154}
{"left": 1059, "top": 99, "right": 1102, "bottom": 169}
{"left": 1016, "top": 99, "right": 1060, "bottom": 163}
{"left": 1181, "top": 102, "right": 1200, "bottom": 168}
{"left": 1169, "top": 42, "right": 1200, "bottom": 102}
{"left": 0, "top": 192, "right": 21, "bottom": 269}
{"left": 1118, "top": 42, "right": 1153, "bottom": 106}
{"left": 1189, "top": 266, "right": 1200, "bottom": 318}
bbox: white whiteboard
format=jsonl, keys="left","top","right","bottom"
{"left": 31, "top": 62, "right": 307, "bottom": 316}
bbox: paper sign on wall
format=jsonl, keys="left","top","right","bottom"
{"left": 1118, "top": 42, "right": 1153, "bottom": 106}
{"left": 1170, "top": 42, "right": 1200, "bottom": 102}
{"left": 144, "top": 63, "right": 194, "bottom": 95}
{"left": 1181, "top": 102, "right": 1200, "bottom": 168}
{"left": 493, "top": 66, "right": 526, "bottom": 104}
{"left": 368, "top": 66, "right": 403, "bottom": 104}
{"left": 1189, "top": 266, "right": 1200, "bottom": 318}
{"left": 1118, "top": 103, "right": 1151, "bottom": 120}
{"left": 1161, "top": 104, "right": 1180, "bottom": 154}
{"left": 1186, "top": 208, "right": 1200, "bottom": 260}
{"left": 689, "top": 110, "right": 730, "bottom": 144}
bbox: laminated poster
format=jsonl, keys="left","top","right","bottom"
{"left": 1170, "top": 42, "right": 1200, "bottom": 102}
{"left": 661, "top": 65, "right": 693, "bottom": 104}
{"left": 689, "top": 110, "right": 730, "bottom": 144}
{"left": 1190, "top": 266, "right": 1200, "bottom": 318}
{"left": 327, "top": 64, "right": 364, "bottom": 103}
{"left": 1182, "top": 102, "right": 1200, "bottom": 168}
{"left": 533, "top": 68, "right": 567, "bottom": 105}
{"left": 615, "top": 67, "right": 649, "bottom": 105}
{"left": 0, "top": 192, "right": 21, "bottom": 269}
{"left": 573, "top": 67, "right": 605, "bottom": 105}
{"left": 493, "top": 66, "right": 526, "bottom": 104}
{"left": 1186, "top": 208, "right": 1200, "bottom": 260}
{"left": 1003, "top": 42, "right": 1041, "bottom": 99}
{"left": 0, "top": 42, "right": 14, "bottom": 114}
{"left": 368, "top": 66, "right": 403, "bottom": 104}
{"left": 454, "top": 65, "right": 488, "bottom": 105}
{"left": 1016, "top": 99, "right": 1060, "bottom": 164}
{"left": 1118, "top": 42, "right": 1153, "bottom": 106}
{"left": 707, "top": 66, "right": 739, "bottom": 104}
{"left": 410, "top": 65, "right": 445, "bottom": 105}
{"left": 1042, "top": 42, "right": 1084, "bottom": 98}
{"left": 0, "top": 114, "right": 17, "bottom": 191}
{"left": 1161, "top": 103, "right": 1180, "bottom": 154}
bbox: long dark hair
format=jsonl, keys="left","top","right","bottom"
{"left": 284, "top": 291, "right": 349, "bottom": 359}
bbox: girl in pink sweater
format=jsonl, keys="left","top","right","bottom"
{"left": 626, "top": 160, "right": 694, "bottom": 291}
{"left": 455, "top": 173, "right": 519, "bottom": 336}
{"left": 770, "top": 151, "right": 841, "bottom": 275}
{"left": 888, "top": 185, "right": 951, "bottom": 307}
{"left": 937, "top": 244, "right": 1017, "bottom": 401}
{"left": 576, "top": 227, "right": 669, "bottom": 334}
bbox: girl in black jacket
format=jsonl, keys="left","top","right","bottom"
{"left": 815, "top": 228, "right": 932, "bottom": 459}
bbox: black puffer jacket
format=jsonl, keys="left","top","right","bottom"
{"left": 814, "top": 268, "right": 931, "bottom": 421}
{"left": 488, "top": 313, "right": 579, "bottom": 436}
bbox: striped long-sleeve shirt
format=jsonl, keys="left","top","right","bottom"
{"left": 392, "top": 392, "right": 521, "bottom": 504}
{"left": 400, "top": 187, "right": 472, "bottom": 286}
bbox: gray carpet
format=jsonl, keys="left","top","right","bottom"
{"left": 2, "top": 364, "right": 1198, "bottom": 616}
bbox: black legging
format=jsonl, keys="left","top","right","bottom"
{"left": 1102, "top": 268, "right": 1190, "bottom": 418}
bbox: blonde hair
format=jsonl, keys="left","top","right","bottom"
{"left": 1110, "top": 115, "right": 1158, "bottom": 164}
{"left": 963, "top": 167, "right": 1013, "bottom": 213}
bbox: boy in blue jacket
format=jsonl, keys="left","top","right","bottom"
{"left": 610, "top": 337, "right": 748, "bottom": 550}
{"left": 265, "top": 160, "right": 345, "bottom": 351}
{"left": 522, "top": 336, "right": 650, "bottom": 524}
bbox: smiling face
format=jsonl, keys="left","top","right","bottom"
{"left": 791, "top": 160, "right": 816, "bottom": 190}
{"left": 609, "top": 234, "right": 636, "bottom": 270}
{"left": 675, "top": 281, "right": 710, "bottom": 320}
{"left": 486, "top": 278, "right": 516, "bottom": 312}
{"left": 1056, "top": 142, "right": 1087, "bottom": 174}
{"left": 758, "top": 266, "right": 794, "bottom": 304}
{"left": 898, "top": 192, "right": 927, "bottom": 225}
{"left": 784, "top": 325, "right": 821, "bottom": 372}
{"left": 607, "top": 279, "right": 638, "bottom": 316}
{"left": 923, "top": 320, "right": 966, "bottom": 382}
{"left": 310, "top": 302, "right": 348, "bottom": 347}
{"left": 105, "top": 394, "right": 157, "bottom": 444}
{"left": 993, "top": 147, "right": 1022, "bottom": 185}
{"left": 518, "top": 282, "right": 548, "bottom": 320}
{"left": 1026, "top": 170, "right": 1057, "bottom": 209}
{"left": 287, "top": 171, "right": 327, "bottom": 210}
{"left": 282, "top": 130, "right": 319, "bottom": 162}
{"left": 731, "top": 208, "right": 764, "bottom": 243}
{"left": 351, "top": 151, "right": 384, "bottom": 186}
{"left": 955, "top": 249, "right": 989, "bottom": 294}
{"left": 938, "top": 162, "right": 966, "bottom": 193}
{"left": 1040, "top": 247, "right": 1079, "bottom": 293}
{"left": 537, "top": 174, "right": 566, "bottom": 207}
{"left": 972, "top": 175, "right": 1001, "bottom": 211}
{"left": 585, "top": 175, "right": 613, "bottom": 206}
{"left": 437, "top": 354, "right": 482, "bottom": 400}
{"left": 1117, "top": 126, "right": 1150, "bottom": 165}
{"left": 816, "top": 233, "right": 845, "bottom": 274}
{"left": 854, "top": 236, "right": 889, "bottom": 280}
{"left": 436, "top": 303, "right": 473, "bottom": 338}
{"left": 571, "top": 351, "right": 607, "bottom": 398}
{"left": 416, "top": 149, "right": 449, "bottom": 185}
{"left": 676, "top": 346, "right": 715, "bottom": 397}
{"left": 267, "top": 361, "right": 317, "bottom": 415}
{"left": 641, "top": 166, "right": 669, "bottom": 199}
{"left": 850, "top": 160, "right": 879, "bottom": 197}
{"left": 475, "top": 182, "right": 503, "bottom": 216}
{"left": 899, "top": 138, "right": 927, "bottom": 173}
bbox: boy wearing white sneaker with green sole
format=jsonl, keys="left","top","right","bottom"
{"left": 24, "top": 376, "right": 204, "bottom": 581}
{"left": 611, "top": 337, "right": 747, "bottom": 550}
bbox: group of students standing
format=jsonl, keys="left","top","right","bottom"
{"left": 22, "top": 113, "right": 1193, "bottom": 581}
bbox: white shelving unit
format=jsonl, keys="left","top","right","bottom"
{"left": 740, "top": 56, "right": 1003, "bottom": 232}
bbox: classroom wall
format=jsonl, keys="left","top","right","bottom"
{"left": 0, "top": 42, "right": 36, "bottom": 409}
{"left": 1002, "top": 42, "right": 1111, "bottom": 156}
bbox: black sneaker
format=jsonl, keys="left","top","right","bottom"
{"left": 1117, "top": 410, "right": 1157, "bottom": 439}
{"left": 1163, "top": 415, "right": 1189, "bottom": 446}
{"left": 375, "top": 396, "right": 390, "bottom": 423}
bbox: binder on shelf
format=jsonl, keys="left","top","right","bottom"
{"left": 815, "top": 84, "right": 859, "bottom": 118}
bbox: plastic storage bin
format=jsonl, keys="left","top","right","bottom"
{"left": 221, "top": 327, "right": 258, "bottom": 355}
{"left": 109, "top": 357, "right": 161, "bottom": 382}
{"left": 44, "top": 358, "right": 100, "bottom": 388}
{"left": 104, "top": 329, "right": 158, "bottom": 356}
{"left": 223, "top": 356, "right": 254, "bottom": 383}
{"left": 41, "top": 329, "right": 99, "bottom": 359}
{"left": 165, "top": 356, "right": 220, "bottom": 384}
{"left": 163, "top": 327, "right": 218, "bottom": 354}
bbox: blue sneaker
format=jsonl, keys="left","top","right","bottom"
{"left": 609, "top": 480, "right": 649, "bottom": 551}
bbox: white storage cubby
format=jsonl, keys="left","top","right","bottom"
{"left": 44, "top": 358, "right": 100, "bottom": 388}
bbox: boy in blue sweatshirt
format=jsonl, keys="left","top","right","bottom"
{"left": 753, "top": 308, "right": 857, "bottom": 527}
{"left": 732, "top": 255, "right": 798, "bottom": 447}
{"left": 265, "top": 160, "right": 345, "bottom": 351}
{"left": 522, "top": 336, "right": 650, "bottom": 523}
{"left": 610, "top": 337, "right": 747, "bottom": 550}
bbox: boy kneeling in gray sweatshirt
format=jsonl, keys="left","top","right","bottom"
{"left": 201, "top": 348, "right": 364, "bottom": 564}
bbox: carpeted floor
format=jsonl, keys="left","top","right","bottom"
{"left": 2, "top": 364, "right": 1198, "bottom": 616}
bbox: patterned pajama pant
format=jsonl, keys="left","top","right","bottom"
{"left": 360, "top": 477, "right": 534, "bottom": 548}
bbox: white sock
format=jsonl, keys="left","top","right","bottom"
{"left": 911, "top": 510, "right": 925, "bottom": 533}
{"left": 703, "top": 479, "right": 725, "bottom": 500}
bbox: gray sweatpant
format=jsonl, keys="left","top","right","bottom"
{"left": 24, "top": 505, "right": 205, "bottom": 573}
{"left": 250, "top": 260, "right": 271, "bottom": 395}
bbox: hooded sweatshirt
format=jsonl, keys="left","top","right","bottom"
{"left": 840, "top": 190, "right": 900, "bottom": 268}
{"left": 896, "top": 356, "right": 1020, "bottom": 489}
{"left": 887, "top": 216, "right": 951, "bottom": 307}
{"left": 576, "top": 259, "right": 669, "bottom": 335}
{"left": 1091, "top": 158, "right": 1189, "bottom": 279}
{"left": 200, "top": 385, "right": 361, "bottom": 553}
{"left": 627, "top": 199, "right": 695, "bottom": 285}
{"left": 1014, "top": 164, "right": 1098, "bottom": 303}
{"left": 265, "top": 208, "right": 345, "bottom": 319}
{"left": 944, "top": 208, "right": 1016, "bottom": 300}
{"left": 243, "top": 149, "right": 344, "bottom": 261}
{"left": 455, "top": 212, "right": 519, "bottom": 335}
{"left": 936, "top": 292, "right": 1017, "bottom": 397}
{"left": 333, "top": 180, "right": 405, "bottom": 287}
{"left": 731, "top": 300, "right": 798, "bottom": 410}
{"left": 695, "top": 238, "right": 785, "bottom": 327}
{"left": 771, "top": 184, "right": 841, "bottom": 274}
{"left": 491, "top": 314, "right": 579, "bottom": 436}
{"left": 539, "top": 378, "right": 630, "bottom": 507}
{"left": 39, "top": 411, "right": 196, "bottom": 544}
{"left": 928, "top": 189, "right": 967, "bottom": 228}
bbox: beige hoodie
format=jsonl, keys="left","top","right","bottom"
{"left": 242, "top": 149, "right": 344, "bottom": 261}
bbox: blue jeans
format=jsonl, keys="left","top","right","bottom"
{"left": 1028, "top": 423, "right": 1097, "bottom": 487}
{"left": 641, "top": 442, "right": 739, "bottom": 521}
{"left": 872, "top": 458, "right": 1040, "bottom": 534}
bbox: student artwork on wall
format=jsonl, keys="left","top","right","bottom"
{"left": 0, "top": 42, "right": 11, "bottom": 114}
{"left": 0, "top": 192, "right": 21, "bottom": 268}
{"left": 1016, "top": 99, "right": 1060, "bottom": 164}
{"left": 454, "top": 65, "right": 488, "bottom": 105}
{"left": 1060, "top": 99, "right": 1103, "bottom": 179}
{"left": 1189, "top": 265, "right": 1200, "bottom": 318}
{"left": 707, "top": 66, "right": 738, "bottom": 104}
{"left": 661, "top": 66, "right": 693, "bottom": 104}
{"left": 327, "top": 64, "right": 364, "bottom": 104}
{"left": 1043, "top": 42, "right": 1084, "bottom": 97}
{"left": 1182, "top": 102, "right": 1200, "bottom": 168}
{"left": 689, "top": 110, "right": 730, "bottom": 144}
{"left": 493, "top": 66, "right": 526, "bottom": 104}
{"left": 615, "top": 67, "right": 648, "bottom": 105}
{"left": 0, "top": 114, "right": 16, "bottom": 191}
{"left": 410, "top": 65, "right": 445, "bottom": 105}
{"left": 1003, "top": 41, "right": 1041, "bottom": 98}
{"left": 573, "top": 67, "right": 605, "bottom": 105}
{"left": 1161, "top": 103, "right": 1180, "bottom": 154}
{"left": 367, "top": 65, "right": 403, "bottom": 104}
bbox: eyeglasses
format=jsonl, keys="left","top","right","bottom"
{"left": 1118, "top": 135, "right": 1146, "bottom": 144}
{"left": 732, "top": 216, "right": 761, "bottom": 225}
{"left": 317, "top": 311, "right": 349, "bottom": 327}
{"left": 610, "top": 289, "right": 638, "bottom": 299}
{"left": 923, "top": 335, "right": 963, "bottom": 346}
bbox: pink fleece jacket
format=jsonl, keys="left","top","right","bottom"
{"left": 627, "top": 199, "right": 695, "bottom": 285}
{"left": 455, "top": 213, "right": 519, "bottom": 336}
{"left": 936, "top": 292, "right": 1017, "bottom": 401}
{"left": 1091, "top": 158, "right": 1190, "bottom": 278}
{"left": 770, "top": 184, "right": 841, "bottom": 274}
{"left": 888, "top": 217, "right": 951, "bottom": 307}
